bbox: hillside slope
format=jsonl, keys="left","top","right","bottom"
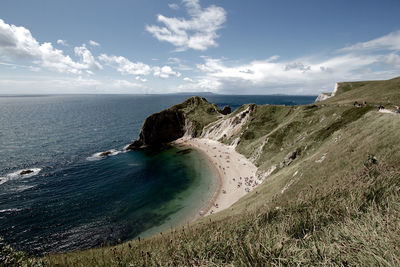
{"left": 5, "top": 77, "right": 400, "bottom": 266}
{"left": 324, "top": 76, "right": 400, "bottom": 106}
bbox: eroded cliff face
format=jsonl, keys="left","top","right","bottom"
{"left": 126, "top": 96, "right": 224, "bottom": 150}
{"left": 126, "top": 108, "right": 186, "bottom": 150}
{"left": 202, "top": 105, "right": 255, "bottom": 144}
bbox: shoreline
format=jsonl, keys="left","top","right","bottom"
{"left": 174, "top": 137, "right": 259, "bottom": 217}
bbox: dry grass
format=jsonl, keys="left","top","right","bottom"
{"left": 38, "top": 164, "right": 400, "bottom": 266}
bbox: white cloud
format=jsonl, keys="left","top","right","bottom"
{"left": 0, "top": 76, "right": 101, "bottom": 94}
{"left": 111, "top": 79, "right": 144, "bottom": 89}
{"left": 386, "top": 53, "right": 400, "bottom": 68}
{"left": 99, "top": 54, "right": 152, "bottom": 75}
{"left": 340, "top": 30, "right": 400, "bottom": 52}
{"left": 188, "top": 52, "right": 387, "bottom": 94}
{"left": 153, "top": 65, "right": 181, "bottom": 78}
{"left": 57, "top": 39, "right": 68, "bottom": 46}
{"left": 0, "top": 61, "right": 40, "bottom": 72}
{"left": 168, "top": 57, "right": 193, "bottom": 70}
{"left": 0, "top": 18, "right": 45, "bottom": 58}
{"left": 36, "top": 43, "right": 87, "bottom": 74}
{"left": 74, "top": 45, "right": 103, "bottom": 70}
{"left": 284, "top": 62, "right": 311, "bottom": 72}
{"left": 0, "top": 18, "right": 99, "bottom": 74}
{"left": 99, "top": 54, "right": 181, "bottom": 79}
{"left": 168, "top": 3, "right": 179, "bottom": 10}
{"left": 88, "top": 40, "right": 100, "bottom": 47}
{"left": 136, "top": 76, "right": 148, "bottom": 82}
{"left": 178, "top": 77, "right": 222, "bottom": 91}
{"left": 0, "top": 76, "right": 149, "bottom": 94}
{"left": 146, "top": 0, "right": 226, "bottom": 51}
{"left": 183, "top": 77, "right": 194, "bottom": 82}
{"left": 29, "top": 66, "right": 41, "bottom": 72}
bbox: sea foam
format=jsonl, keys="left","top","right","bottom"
{"left": 86, "top": 149, "right": 123, "bottom": 161}
{"left": 0, "top": 168, "right": 42, "bottom": 185}
{"left": 0, "top": 208, "right": 23, "bottom": 213}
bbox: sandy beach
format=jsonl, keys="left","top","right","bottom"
{"left": 174, "top": 137, "right": 259, "bottom": 216}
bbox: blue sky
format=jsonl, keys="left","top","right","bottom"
{"left": 0, "top": 0, "right": 399, "bottom": 94}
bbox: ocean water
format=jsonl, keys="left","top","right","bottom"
{"left": 0, "top": 94, "right": 315, "bottom": 255}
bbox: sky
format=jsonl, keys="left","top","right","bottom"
{"left": 0, "top": 0, "right": 399, "bottom": 95}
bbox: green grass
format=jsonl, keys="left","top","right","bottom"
{"left": 313, "top": 106, "right": 373, "bottom": 141}
{"left": 325, "top": 76, "right": 400, "bottom": 107}
{"left": 39, "top": 164, "right": 400, "bottom": 266}
{"left": 4, "top": 77, "right": 400, "bottom": 266}
{"left": 173, "top": 96, "right": 222, "bottom": 137}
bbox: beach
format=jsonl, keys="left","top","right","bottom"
{"left": 174, "top": 137, "right": 259, "bottom": 216}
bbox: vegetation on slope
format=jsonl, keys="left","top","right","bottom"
{"left": 127, "top": 96, "right": 221, "bottom": 149}
{"left": 4, "top": 77, "right": 400, "bottom": 266}
{"left": 42, "top": 76, "right": 400, "bottom": 266}
{"left": 41, "top": 164, "right": 400, "bottom": 266}
{"left": 173, "top": 96, "right": 222, "bottom": 137}
{"left": 325, "top": 76, "right": 400, "bottom": 106}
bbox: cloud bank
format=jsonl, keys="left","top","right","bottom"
{"left": 0, "top": 19, "right": 101, "bottom": 74}
{"left": 179, "top": 31, "right": 400, "bottom": 94}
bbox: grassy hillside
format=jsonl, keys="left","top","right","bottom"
{"left": 325, "top": 76, "right": 400, "bottom": 107}
{"left": 173, "top": 96, "right": 222, "bottom": 137}
{"left": 5, "top": 77, "right": 400, "bottom": 266}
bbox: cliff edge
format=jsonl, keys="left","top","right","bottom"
{"left": 126, "top": 96, "right": 228, "bottom": 150}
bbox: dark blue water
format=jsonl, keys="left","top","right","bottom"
{"left": 0, "top": 94, "right": 315, "bottom": 255}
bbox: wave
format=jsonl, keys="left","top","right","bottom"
{"left": 0, "top": 168, "right": 41, "bottom": 185}
{"left": 0, "top": 208, "right": 23, "bottom": 213}
{"left": 14, "top": 184, "right": 36, "bottom": 192}
{"left": 86, "top": 149, "right": 123, "bottom": 161}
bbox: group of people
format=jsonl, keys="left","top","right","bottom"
{"left": 377, "top": 105, "right": 385, "bottom": 110}
{"left": 353, "top": 101, "right": 367, "bottom": 107}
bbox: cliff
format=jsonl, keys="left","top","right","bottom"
{"left": 315, "top": 83, "right": 339, "bottom": 102}
{"left": 125, "top": 108, "right": 186, "bottom": 150}
{"left": 126, "top": 96, "right": 228, "bottom": 150}
{"left": 315, "top": 92, "right": 333, "bottom": 102}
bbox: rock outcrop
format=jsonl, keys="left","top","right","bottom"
{"left": 20, "top": 170, "right": 34, "bottom": 175}
{"left": 281, "top": 147, "right": 302, "bottom": 167}
{"left": 99, "top": 151, "right": 114, "bottom": 157}
{"left": 220, "top": 105, "right": 231, "bottom": 115}
{"left": 126, "top": 96, "right": 222, "bottom": 150}
{"left": 202, "top": 105, "right": 255, "bottom": 142}
{"left": 126, "top": 108, "right": 186, "bottom": 150}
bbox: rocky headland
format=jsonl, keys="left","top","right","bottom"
{"left": 126, "top": 96, "right": 231, "bottom": 150}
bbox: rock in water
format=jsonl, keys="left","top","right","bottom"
{"left": 99, "top": 151, "right": 113, "bottom": 157}
{"left": 125, "top": 140, "right": 144, "bottom": 151}
{"left": 220, "top": 105, "right": 231, "bottom": 115}
{"left": 20, "top": 170, "right": 34, "bottom": 175}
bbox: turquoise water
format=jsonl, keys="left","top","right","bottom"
{"left": 0, "top": 94, "right": 315, "bottom": 255}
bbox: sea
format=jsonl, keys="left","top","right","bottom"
{"left": 0, "top": 94, "right": 315, "bottom": 255}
